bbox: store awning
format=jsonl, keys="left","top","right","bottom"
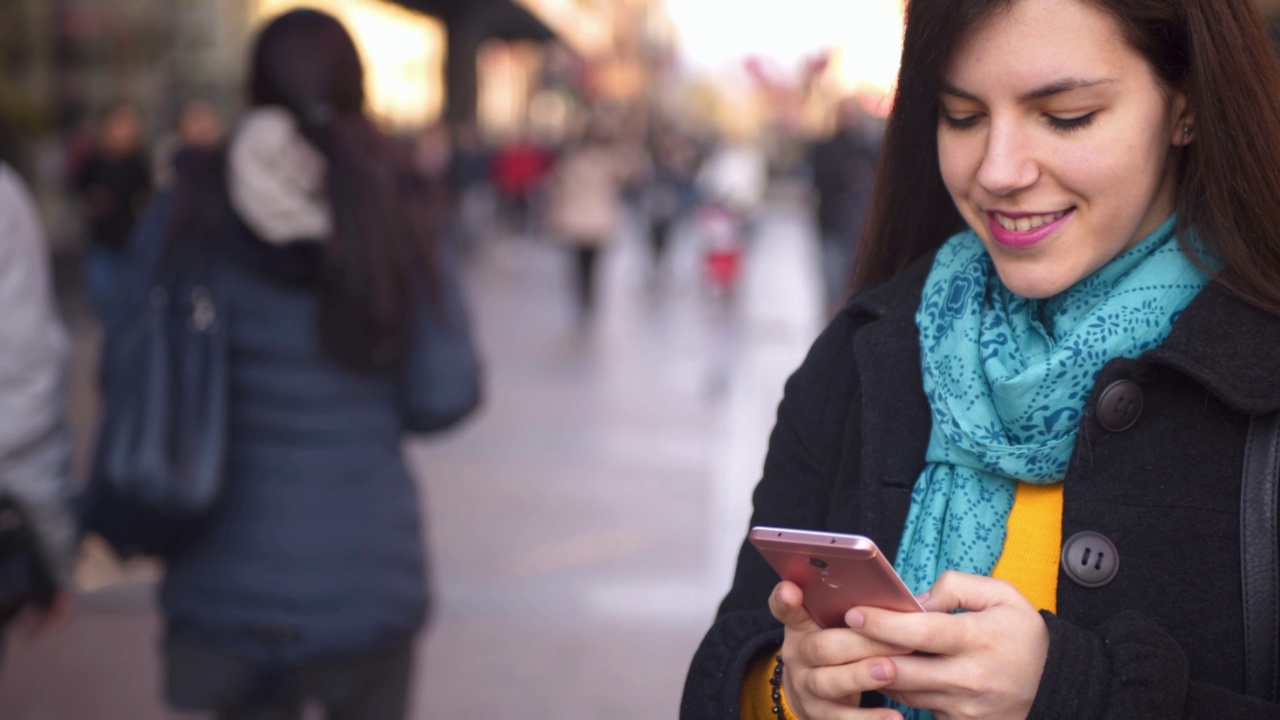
{"left": 388, "top": 0, "right": 556, "bottom": 42}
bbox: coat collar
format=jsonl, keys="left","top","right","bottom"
{"left": 843, "top": 252, "right": 936, "bottom": 321}
{"left": 846, "top": 255, "right": 1280, "bottom": 416}
{"left": 1148, "top": 281, "right": 1280, "bottom": 415}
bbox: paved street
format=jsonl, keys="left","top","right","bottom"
{"left": 0, "top": 181, "right": 825, "bottom": 720}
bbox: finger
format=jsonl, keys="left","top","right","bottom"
{"left": 803, "top": 658, "right": 900, "bottom": 701}
{"left": 919, "top": 571, "right": 1031, "bottom": 614}
{"left": 879, "top": 652, "right": 956, "bottom": 693}
{"left": 769, "top": 581, "right": 823, "bottom": 633}
{"left": 845, "top": 605, "right": 971, "bottom": 656}
{"left": 796, "top": 624, "right": 916, "bottom": 669}
{"left": 791, "top": 692, "right": 905, "bottom": 720}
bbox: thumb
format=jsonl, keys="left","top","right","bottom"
{"left": 768, "top": 580, "right": 823, "bottom": 632}
{"left": 919, "top": 570, "right": 1031, "bottom": 614}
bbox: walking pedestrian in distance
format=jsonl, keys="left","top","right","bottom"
{"left": 75, "top": 101, "right": 151, "bottom": 316}
{"left": 809, "top": 97, "right": 880, "bottom": 313}
{"left": 546, "top": 121, "right": 631, "bottom": 321}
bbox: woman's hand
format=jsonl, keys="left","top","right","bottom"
{"left": 846, "top": 571, "right": 1049, "bottom": 720}
{"left": 768, "top": 580, "right": 909, "bottom": 720}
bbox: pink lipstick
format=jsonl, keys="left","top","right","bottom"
{"left": 987, "top": 209, "right": 1073, "bottom": 249}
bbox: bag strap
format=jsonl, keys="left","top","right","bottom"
{"left": 1242, "top": 412, "right": 1280, "bottom": 702}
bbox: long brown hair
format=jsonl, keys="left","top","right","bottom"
{"left": 853, "top": 0, "right": 1280, "bottom": 318}
{"left": 245, "top": 9, "right": 440, "bottom": 372}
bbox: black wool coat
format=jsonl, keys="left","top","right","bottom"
{"left": 681, "top": 254, "right": 1280, "bottom": 719}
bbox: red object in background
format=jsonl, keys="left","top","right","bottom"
{"left": 698, "top": 203, "right": 744, "bottom": 291}
{"left": 491, "top": 140, "right": 549, "bottom": 199}
{"left": 705, "top": 245, "right": 742, "bottom": 289}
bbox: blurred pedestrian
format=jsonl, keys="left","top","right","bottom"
{"left": 153, "top": 97, "right": 224, "bottom": 187}
{"left": 695, "top": 132, "right": 768, "bottom": 224}
{"left": 447, "top": 122, "right": 496, "bottom": 255}
{"left": 809, "top": 97, "right": 880, "bottom": 311}
{"left": 490, "top": 133, "right": 550, "bottom": 239}
{"left": 642, "top": 126, "right": 698, "bottom": 287}
{"left": 0, "top": 121, "right": 78, "bottom": 661}
{"left": 75, "top": 101, "right": 151, "bottom": 316}
{"left": 409, "top": 122, "right": 457, "bottom": 251}
{"left": 101, "top": 10, "right": 480, "bottom": 719}
{"left": 545, "top": 123, "right": 631, "bottom": 319}
{"left": 693, "top": 134, "right": 767, "bottom": 296}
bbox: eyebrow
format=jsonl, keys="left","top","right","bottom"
{"left": 940, "top": 77, "right": 1117, "bottom": 102}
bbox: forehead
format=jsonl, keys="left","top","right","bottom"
{"left": 945, "top": 0, "right": 1147, "bottom": 90}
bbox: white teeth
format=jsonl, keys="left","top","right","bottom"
{"left": 994, "top": 210, "right": 1066, "bottom": 232}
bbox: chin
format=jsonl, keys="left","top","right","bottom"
{"left": 991, "top": 268, "right": 1067, "bottom": 300}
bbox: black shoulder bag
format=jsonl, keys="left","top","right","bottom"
{"left": 82, "top": 152, "right": 230, "bottom": 558}
{"left": 1242, "top": 412, "right": 1280, "bottom": 702}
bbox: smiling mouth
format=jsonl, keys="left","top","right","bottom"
{"left": 991, "top": 210, "right": 1071, "bottom": 232}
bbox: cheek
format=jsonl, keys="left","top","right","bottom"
{"left": 1055, "top": 129, "right": 1168, "bottom": 211}
{"left": 937, "top": 135, "right": 977, "bottom": 197}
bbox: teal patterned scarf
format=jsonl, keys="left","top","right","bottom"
{"left": 888, "top": 216, "right": 1209, "bottom": 719}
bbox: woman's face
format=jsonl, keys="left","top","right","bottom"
{"left": 937, "top": 0, "right": 1191, "bottom": 299}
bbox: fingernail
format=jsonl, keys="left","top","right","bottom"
{"left": 915, "top": 590, "right": 931, "bottom": 603}
{"left": 846, "top": 609, "right": 865, "bottom": 628}
{"left": 870, "top": 662, "right": 889, "bottom": 682}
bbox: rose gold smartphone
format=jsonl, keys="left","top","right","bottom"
{"left": 749, "top": 526, "right": 924, "bottom": 629}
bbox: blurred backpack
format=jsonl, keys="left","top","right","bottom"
{"left": 0, "top": 496, "right": 55, "bottom": 625}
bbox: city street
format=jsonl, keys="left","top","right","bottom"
{"left": 0, "top": 181, "right": 825, "bottom": 720}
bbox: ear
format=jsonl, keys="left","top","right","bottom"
{"left": 1171, "top": 91, "right": 1195, "bottom": 146}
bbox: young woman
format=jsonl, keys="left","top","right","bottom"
{"left": 101, "top": 10, "right": 479, "bottom": 719}
{"left": 682, "top": 0, "right": 1280, "bottom": 718}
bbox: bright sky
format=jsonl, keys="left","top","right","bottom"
{"left": 666, "top": 0, "right": 904, "bottom": 99}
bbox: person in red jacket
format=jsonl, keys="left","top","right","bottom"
{"left": 490, "top": 135, "right": 549, "bottom": 238}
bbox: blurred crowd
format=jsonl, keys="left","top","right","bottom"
{"left": 41, "top": 88, "right": 882, "bottom": 324}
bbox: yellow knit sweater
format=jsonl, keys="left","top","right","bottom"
{"left": 741, "top": 482, "right": 1064, "bottom": 718}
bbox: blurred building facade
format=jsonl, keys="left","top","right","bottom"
{"left": 0, "top": 0, "right": 687, "bottom": 146}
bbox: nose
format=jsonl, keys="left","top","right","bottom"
{"left": 976, "top": 120, "right": 1039, "bottom": 196}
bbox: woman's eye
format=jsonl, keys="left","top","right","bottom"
{"left": 1046, "top": 112, "right": 1097, "bottom": 132}
{"left": 941, "top": 113, "right": 982, "bottom": 130}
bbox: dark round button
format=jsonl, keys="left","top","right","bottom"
{"left": 1061, "top": 531, "right": 1120, "bottom": 588}
{"left": 1096, "top": 380, "right": 1143, "bottom": 432}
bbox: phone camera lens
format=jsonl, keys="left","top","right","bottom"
{"left": 808, "top": 557, "right": 828, "bottom": 570}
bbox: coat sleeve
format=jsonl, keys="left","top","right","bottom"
{"left": 398, "top": 244, "right": 482, "bottom": 434}
{"left": 1030, "top": 610, "right": 1280, "bottom": 718}
{"left": 0, "top": 166, "right": 78, "bottom": 586}
{"left": 681, "top": 310, "right": 865, "bottom": 719}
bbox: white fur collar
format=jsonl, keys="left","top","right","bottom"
{"left": 227, "top": 107, "right": 331, "bottom": 244}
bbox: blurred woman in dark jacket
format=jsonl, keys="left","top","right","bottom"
{"left": 106, "top": 10, "right": 480, "bottom": 719}
{"left": 75, "top": 101, "right": 151, "bottom": 315}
